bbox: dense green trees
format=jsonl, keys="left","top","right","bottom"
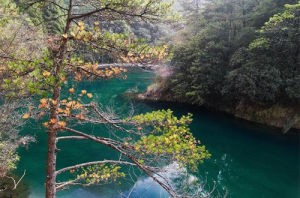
{"left": 223, "top": 2, "right": 300, "bottom": 104}
{"left": 167, "top": 0, "right": 299, "bottom": 108}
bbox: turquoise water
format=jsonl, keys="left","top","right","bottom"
{"left": 15, "top": 69, "right": 299, "bottom": 198}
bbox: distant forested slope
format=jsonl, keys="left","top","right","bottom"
{"left": 148, "top": 0, "right": 300, "bottom": 129}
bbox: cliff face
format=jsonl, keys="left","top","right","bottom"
{"left": 136, "top": 84, "right": 300, "bottom": 132}
{"left": 221, "top": 103, "right": 300, "bottom": 132}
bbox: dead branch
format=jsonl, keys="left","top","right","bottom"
{"left": 2, "top": 170, "right": 26, "bottom": 191}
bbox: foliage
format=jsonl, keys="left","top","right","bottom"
{"left": 0, "top": 0, "right": 38, "bottom": 177}
{"left": 224, "top": 2, "right": 300, "bottom": 104}
{"left": 222, "top": 65, "right": 282, "bottom": 103}
{"left": 132, "top": 110, "right": 211, "bottom": 171}
{"left": 0, "top": 141, "right": 20, "bottom": 177}
{"left": 76, "top": 164, "right": 125, "bottom": 185}
{"left": 166, "top": 0, "right": 299, "bottom": 107}
{"left": 0, "top": 102, "right": 34, "bottom": 177}
{"left": 0, "top": 19, "right": 169, "bottom": 97}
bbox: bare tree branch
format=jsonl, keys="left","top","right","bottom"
{"left": 61, "top": 127, "right": 178, "bottom": 197}
{"left": 69, "top": 5, "right": 111, "bottom": 21}
{"left": 2, "top": 170, "right": 26, "bottom": 191}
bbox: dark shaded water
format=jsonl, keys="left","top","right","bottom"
{"left": 15, "top": 69, "right": 299, "bottom": 198}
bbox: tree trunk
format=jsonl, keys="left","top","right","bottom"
{"left": 46, "top": 86, "right": 61, "bottom": 198}
{"left": 45, "top": 1, "right": 72, "bottom": 197}
{"left": 45, "top": 128, "right": 57, "bottom": 198}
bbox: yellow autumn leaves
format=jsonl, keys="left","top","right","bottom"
{"left": 73, "top": 21, "right": 93, "bottom": 41}
{"left": 79, "top": 64, "right": 127, "bottom": 79}
{"left": 43, "top": 119, "right": 66, "bottom": 128}
{"left": 87, "top": 93, "right": 93, "bottom": 98}
{"left": 61, "top": 21, "right": 89, "bottom": 39}
{"left": 43, "top": 71, "right": 51, "bottom": 77}
{"left": 22, "top": 87, "right": 92, "bottom": 128}
{"left": 62, "top": 33, "right": 68, "bottom": 39}
{"left": 39, "top": 95, "right": 87, "bottom": 128}
{"left": 69, "top": 88, "right": 75, "bottom": 93}
{"left": 120, "top": 44, "right": 168, "bottom": 64}
{"left": 22, "top": 105, "right": 34, "bottom": 119}
{"left": 68, "top": 59, "right": 128, "bottom": 81}
{"left": 22, "top": 113, "right": 30, "bottom": 119}
{"left": 38, "top": 98, "right": 50, "bottom": 109}
{"left": 58, "top": 121, "right": 66, "bottom": 127}
{"left": 80, "top": 89, "right": 92, "bottom": 98}
{"left": 69, "top": 88, "right": 93, "bottom": 98}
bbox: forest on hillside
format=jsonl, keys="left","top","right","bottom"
{"left": 171, "top": 0, "right": 299, "bottom": 105}
{"left": 147, "top": 0, "right": 300, "bottom": 130}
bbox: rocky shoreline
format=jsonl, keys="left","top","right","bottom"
{"left": 132, "top": 84, "right": 300, "bottom": 133}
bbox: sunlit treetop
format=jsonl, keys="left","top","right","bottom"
{"left": 131, "top": 110, "right": 211, "bottom": 171}
{"left": 260, "top": 2, "right": 300, "bottom": 32}
{"left": 249, "top": 2, "right": 299, "bottom": 51}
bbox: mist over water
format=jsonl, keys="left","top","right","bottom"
{"left": 16, "top": 69, "right": 299, "bottom": 198}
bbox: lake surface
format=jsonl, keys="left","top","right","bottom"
{"left": 16, "top": 69, "right": 299, "bottom": 198}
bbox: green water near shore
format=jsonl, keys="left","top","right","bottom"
{"left": 15, "top": 69, "right": 299, "bottom": 198}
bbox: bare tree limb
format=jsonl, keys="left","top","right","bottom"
{"left": 62, "top": 127, "right": 178, "bottom": 197}
{"left": 3, "top": 170, "right": 26, "bottom": 191}
{"left": 69, "top": 5, "right": 111, "bottom": 21}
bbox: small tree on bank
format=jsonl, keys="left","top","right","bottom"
{"left": 0, "top": 0, "right": 211, "bottom": 197}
